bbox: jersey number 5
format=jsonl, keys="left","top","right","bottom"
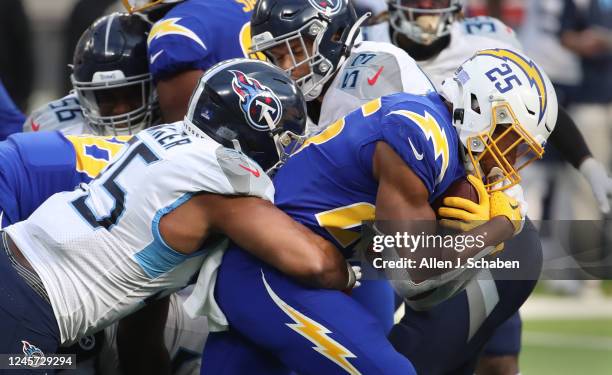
{"left": 71, "top": 141, "right": 160, "bottom": 230}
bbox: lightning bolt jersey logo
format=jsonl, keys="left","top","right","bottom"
{"left": 262, "top": 271, "right": 361, "bottom": 374}
{"left": 148, "top": 18, "right": 207, "bottom": 50}
{"left": 389, "top": 110, "right": 450, "bottom": 184}
{"left": 476, "top": 49, "right": 547, "bottom": 124}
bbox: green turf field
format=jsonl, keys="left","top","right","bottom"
{"left": 520, "top": 319, "right": 612, "bottom": 374}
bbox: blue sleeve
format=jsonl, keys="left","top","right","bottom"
{"left": 379, "top": 108, "right": 439, "bottom": 195}
{"left": 0, "top": 81, "right": 25, "bottom": 141}
{"left": 148, "top": 16, "right": 212, "bottom": 80}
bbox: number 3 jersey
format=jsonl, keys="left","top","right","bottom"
{"left": 273, "top": 92, "right": 465, "bottom": 256}
{"left": 5, "top": 122, "right": 273, "bottom": 344}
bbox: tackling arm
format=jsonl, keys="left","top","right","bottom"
{"left": 201, "top": 194, "right": 354, "bottom": 290}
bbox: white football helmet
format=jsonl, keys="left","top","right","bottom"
{"left": 387, "top": 0, "right": 464, "bottom": 45}
{"left": 440, "top": 48, "right": 558, "bottom": 191}
{"left": 121, "top": 0, "right": 183, "bottom": 13}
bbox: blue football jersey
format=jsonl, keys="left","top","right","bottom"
{"left": 0, "top": 80, "right": 25, "bottom": 141}
{"left": 0, "top": 131, "right": 129, "bottom": 226}
{"left": 147, "top": 0, "right": 257, "bottom": 80}
{"left": 273, "top": 92, "right": 465, "bottom": 254}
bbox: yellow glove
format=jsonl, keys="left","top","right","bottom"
{"left": 438, "top": 175, "right": 489, "bottom": 232}
{"left": 489, "top": 191, "right": 523, "bottom": 235}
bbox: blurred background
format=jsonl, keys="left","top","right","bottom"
{"left": 2, "top": 0, "right": 611, "bottom": 373}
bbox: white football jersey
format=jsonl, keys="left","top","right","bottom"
{"left": 5, "top": 122, "right": 273, "bottom": 344}
{"left": 99, "top": 287, "right": 208, "bottom": 375}
{"left": 317, "top": 40, "right": 435, "bottom": 130}
{"left": 23, "top": 93, "right": 94, "bottom": 135}
{"left": 417, "top": 17, "right": 523, "bottom": 90}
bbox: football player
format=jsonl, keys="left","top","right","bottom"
{"left": 381, "top": 1, "right": 612, "bottom": 373}
{"left": 122, "top": 0, "right": 261, "bottom": 122}
{"left": 0, "top": 59, "right": 356, "bottom": 369}
{"left": 249, "top": 0, "right": 438, "bottom": 331}
{"left": 250, "top": 0, "right": 436, "bottom": 132}
{"left": 381, "top": 0, "right": 612, "bottom": 214}
{"left": 0, "top": 12, "right": 154, "bottom": 228}
{"left": 195, "top": 50, "right": 555, "bottom": 374}
{"left": 24, "top": 13, "right": 157, "bottom": 136}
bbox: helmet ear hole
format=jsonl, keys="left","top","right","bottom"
{"left": 470, "top": 94, "right": 481, "bottom": 114}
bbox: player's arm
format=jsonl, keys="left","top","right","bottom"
{"left": 549, "top": 106, "right": 612, "bottom": 213}
{"left": 117, "top": 296, "right": 171, "bottom": 375}
{"left": 200, "top": 194, "right": 354, "bottom": 290}
{"left": 371, "top": 141, "right": 515, "bottom": 288}
{"left": 156, "top": 69, "right": 203, "bottom": 122}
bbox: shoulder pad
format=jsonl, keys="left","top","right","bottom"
{"left": 24, "top": 95, "right": 87, "bottom": 134}
{"left": 214, "top": 147, "right": 273, "bottom": 200}
{"left": 338, "top": 42, "right": 434, "bottom": 98}
{"left": 458, "top": 17, "right": 522, "bottom": 50}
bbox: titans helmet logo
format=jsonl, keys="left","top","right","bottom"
{"left": 230, "top": 70, "right": 283, "bottom": 132}
{"left": 308, "top": 0, "right": 342, "bottom": 15}
{"left": 21, "top": 340, "right": 44, "bottom": 367}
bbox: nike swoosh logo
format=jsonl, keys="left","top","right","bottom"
{"left": 367, "top": 66, "right": 384, "bottom": 85}
{"left": 510, "top": 202, "right": 520, "bottom": 210}
{"left": 408, "top": 138, "right": 424, "bottom": 160}
{"left": 150, "top": 50, "right": 164, "bottom": 65}
{"left": 31, "top": 121, "right": 40, "bottom": 131}
{"left": 239, "top": 164, "right": 261, "bottom": 177}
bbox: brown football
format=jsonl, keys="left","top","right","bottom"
{"left": 431, "top": 177, "right": 479, "bottom": 217}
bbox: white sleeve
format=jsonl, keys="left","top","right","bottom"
{"left": 140, "top": 125, "right": 275, "bottom": 202}
{"left": 459, "top": 16, "right": 524, "bottom": 51}
{"left": 187, "top": 144, "right": 274, "bottom": 202}
{"left": 319, "top": 41, "right": 435, "bottom": 128}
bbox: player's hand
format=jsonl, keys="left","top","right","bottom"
{"left": 489, "top": 187, "right": 524, "bottom": 235}
{"left": 579, "top": 157, "right": 612, "bottom": 214}
{"left": 438, "top": 175, "right": 490, "bottom": 232}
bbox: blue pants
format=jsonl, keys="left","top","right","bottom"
{"left": 389, "top": 219, "right": 541, "bottom": 374}
{"left": 482, "top": 312, "right": 522, "bottom": 356}
{"left": 350, "top": 280, "right": 395, "bottom": 334}
{"left": 201, "top": 246, "right": 416, "bottom": 375}
{"left": 0, "top": 233, "right": 60, "bottom": 374}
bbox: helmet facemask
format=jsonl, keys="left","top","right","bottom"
{"left": 252, "top": 20, "right": 331, "bottom": 101}
{"left": 72, "top": 71, "right": 157, "bottom": 136}
{"left": 388, "top": 0, "right": 462, "bottom": 45}
{"left": 464, "top": 102, "right": 544, "bottom": 191}
{"left": 251, "top": 14, "right": 367, "bottom": 101}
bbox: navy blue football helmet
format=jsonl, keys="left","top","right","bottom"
{"left": 250, "top": 0, "right": 367, "bottom": 101}
{"left": 71, "top": 13, "right": 157, "bottom": 135}
{"left": 184, "top": 59, "right": 307, "bottom": 172}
